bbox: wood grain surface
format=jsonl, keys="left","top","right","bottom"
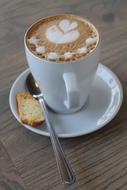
{"left": 1, "top": 0, "right": 127, "bottom": 189}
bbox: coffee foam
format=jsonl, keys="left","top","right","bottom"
{"left": 47, "top": 52, "right": 59, "bottom": 60}
{"left": 59, "top": 19, "right": 78, "bottom": 32}
{"left": 36, "top": 46, "right": 45, "bottom": 54}
{"left": 28, "top": 36, "right": 39, "bottom": 45}
{"left": 77, "top": 47, "right": 87, "bottom": 54}
{"left": 64, "top": 52, "right": 73, "bottom": 59}
{"left": 46, "top": 19, "right": 80, "bottom": 44}
{"left": 26, "top": 15, "right": 99, "bottom": 62}
{"left": 86, "top": 37, "right": 97, "bottom": 46}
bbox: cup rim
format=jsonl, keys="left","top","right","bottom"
{"left": 24, "top": 14, "right": 100, "bottom": 64}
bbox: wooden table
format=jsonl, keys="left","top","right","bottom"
{"left": 1, "top": 0, "right": 127, "bottom": 189}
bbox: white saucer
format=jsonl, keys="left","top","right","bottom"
{"left": 9, "top": 64, "right": 123, "bottom": 138}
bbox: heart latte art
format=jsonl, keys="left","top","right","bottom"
{"left": 46, "top": 19, "right": 80, "bottom": 44}
{"left": 26, "top": 15, "right": 99, "bottom": 62}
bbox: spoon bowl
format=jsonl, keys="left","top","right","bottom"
{"left": 26, "top": 73, "right": 42, "bottom": 98}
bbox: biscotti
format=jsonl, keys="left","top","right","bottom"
{"left": 16, "top": 92, "right": 45, "bottom": 127}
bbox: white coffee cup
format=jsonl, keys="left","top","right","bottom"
{"left": 24, "top": 15, "right": 100, "bottom": 114}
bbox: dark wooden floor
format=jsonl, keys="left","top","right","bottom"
{"left": 1, "top": 0, "right": 127, "bottom": 189}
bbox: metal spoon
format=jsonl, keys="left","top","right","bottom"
{"left": 26, "top": 73, "right": 76, "bottom": 184}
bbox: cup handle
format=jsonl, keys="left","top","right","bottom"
{"left": 63, "top": 73, "right": 80, "bottom": 109}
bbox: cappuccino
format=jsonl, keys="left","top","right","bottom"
{"left": 26, "top": 15, "right": 99, "bottom": 62}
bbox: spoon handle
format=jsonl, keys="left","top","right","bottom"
{"left": 39, "top": 97, "right": 76, "bottom": 184}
